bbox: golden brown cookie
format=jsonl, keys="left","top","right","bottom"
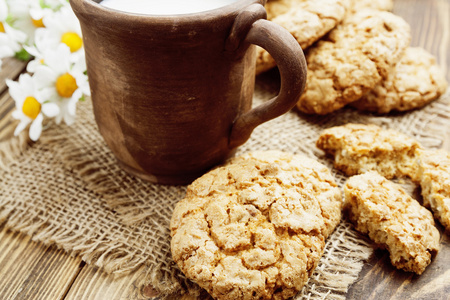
{"left": 296, "top": 9, "right": 411, "bottom": 115}
{"left": 316, "top": 123, "right": 422, "bottom": 181}
{"left": 416, "top": 149, "right": 450, "bottom": 232}
{"left": 351, "top": 47, "right": 448, "bottom": 113}
{"left": 170, "top": 150, "right": 342, "bottom": 300}
{"left": 344, "top": 171, "right": 440, "bottom": 275}
{"left": 350, "top": 0, "right": 394, "bottom": 13}
{"left": 256, "top": 0, "right": 349, "bottom": 75}
{"left": 264, "top": 0, "right": 298, "bottom": 20}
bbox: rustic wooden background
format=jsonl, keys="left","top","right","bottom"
{"left": 0, "top": 0, "right": 449, "bottom": 299}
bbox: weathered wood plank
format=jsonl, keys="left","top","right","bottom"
{"left": 65, "top": 265, "right": 160, "bottom": 300}
{"left": 0, "top": 95, "right": 13, "bottom": 120}
{"left": 393, "top": 0, "right": 450, "bottom": 81}
{"left": 0, "top": 58, "right": 27, "bottom": 94}
{"left": 347, "top": 226, "right": 450, "bottom": 300}
{"left": 0, "top": 224, "right": 84, "bottom": 300}
{"left": 0, "top": 58, "right": 24, "bottom": 141}
{"left": 0, "top": 94, "right": 16, "bottom": 141}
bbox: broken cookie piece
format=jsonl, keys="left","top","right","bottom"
{"left": 416, "top": 149, "right": 450, "bottom": 232}
{"left": 316, "top": 123, "right": 422, "bottom": 181}
{"left": 170, "top": 150, "right": 342, "bottom": 300}
{"left": 344, "top": 171, "right": 440, "bottom": 274}
{"left": 351, "top": 47, "right": 448, "bottom": 113}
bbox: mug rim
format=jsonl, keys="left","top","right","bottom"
{"left": 71, "top": 0, "right": 265, "bottom": 21}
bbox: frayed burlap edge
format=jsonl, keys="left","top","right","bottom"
{"left": 35, "top": 124, "right": 186, "bottom": 227}
{"left": 407, "top": 90, "right": 450, "bottom": 149}
{"left": 39, "top": 131, "right": 128, "bottom": 211}
{"left": 295, "top": 222, "right": 373, "bottom": 300}
{"left": 0, "top": 206, "right": 145, "bottom": 276}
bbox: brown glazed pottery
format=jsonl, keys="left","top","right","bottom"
{"left": 70, "top": 0, "right": 307, "bottom": 185}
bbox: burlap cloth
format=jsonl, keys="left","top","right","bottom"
{"left": 1, "top": 71, "right": 450, "bottom": 299}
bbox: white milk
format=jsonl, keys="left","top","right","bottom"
{"left": 100, "top": 0, "right": 239, "bottom": 15}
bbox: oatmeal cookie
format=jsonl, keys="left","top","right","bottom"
{"left": 264, "top": 0, "right": 298, "bottom": 20}
{"left": 351, "top": 47, "right": 448, "bottom": 113}
{"left": 296, "top": 9, "right": 410, "bottom": 114}
{"left": 416, "top": 149, "right": 450, "bottom": 232}
{"left": 170, "top": 150, "right": 342, "bottom": 300}
{"left": 350, "top": 0, "right": 394, "bottom": 13}
{"left": 256, "top": 0, "right": 349, "bottom": 75}
{"left": 316, "top": 123, "right": 422, "bottom": 181}
{"left": 344, "top": 171, "right": 440, "bottom": 274}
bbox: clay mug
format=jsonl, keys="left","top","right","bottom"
{"left": 70, "top": 0, "right": 307, "bottom": 185}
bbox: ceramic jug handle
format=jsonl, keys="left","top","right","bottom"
{"left": 228, "top": 7, "right": 307, "bottom": 149}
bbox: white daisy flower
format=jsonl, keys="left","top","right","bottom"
{"left": 0, "top": 0, "right": 14, "bottom": 69}
{"left": 6, "top": 0, "right": 55, "bottom": 45}
{"left": 0, "top": 34, "right": 14, "bottom": 70}
{"left": 0, "top": 0, "right": 27, "bottom": 66}
{"left": 6, "top": 73, "right": 59, "bottom": 141}
{"left": 36, "top": 6, "right": 84, "bottom": 60}
{"left": 40, "top": 0, "right": 70, "bottom": 8}
{"left": 0, "top": 0, "right": 9, "bottom": 32}
{"left": 24, "top": 31, "right": 52, "bottom": 72}
{"left": 33, "top": 43, "right": 90, "bottom": 126}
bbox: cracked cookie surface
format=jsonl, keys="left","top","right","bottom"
{"left": 256, "top": 0, "right": 349, "bottom": 75}
{"left": 344, "top": 171, "right": 440, "bottom": 274}
{"left": 170, "top": 150, "right": 342, "bottom": 300}
{"left": 351, "top": 47, "right": 448, "bottom": 113}
{"left": 316, "top": 123, "right": 422, "bottom": 181}
{"left": 417, "top": 149, "right": 450, "bottom": 232}
{"left": 296, "top": 9, "right": 410, "bottom": 115}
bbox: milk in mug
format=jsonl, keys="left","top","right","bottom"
{"left": 100, "top": 0, "right": 239, "bottom": 15}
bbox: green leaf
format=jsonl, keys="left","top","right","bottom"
{"left": 14, "top": 49, "right": 31, "bottom": 61}
{"left": 40, "top": 0, "right": 48, "bottom": 8}
{"left": 5, "top": 14, "right": 15, "bottom": 26}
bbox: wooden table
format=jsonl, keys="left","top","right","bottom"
{"left": 1, "top": 1, "right": 449, "bottom": 299}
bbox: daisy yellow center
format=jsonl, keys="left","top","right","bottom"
{"left": 31, "top": 17, "right": 45, "bottom": 28}
{"left": 0, "top": 22, "right": 5, "bottom": 33}
{"left": 56, "top": 73, "right": 78, "bottom": 98}
{"left": 61, "top": 32, "right": 83, "bottom": 53}
{"left": 22, "top": 96, "right": 41, "bottom": 119}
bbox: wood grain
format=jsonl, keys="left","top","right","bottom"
{"left": 0, "top": 93, "right": 16, "bottom": 141}
{"left": 347, "top": 226, "right": 450, "bottom": 300}
{"left": 0, "top": 59, "right": 24, "bottom": 141}
{"left": 393, "top": 0, "right": 450, "bottom": 81}
{"left": 66, "top": 265, "right": 160, "bottom": 300}
{"left": 0, "top": 224, "right": 83, "bottom": 300}
{"left": 0, "top": 58, "right": 27, "bottom": 96}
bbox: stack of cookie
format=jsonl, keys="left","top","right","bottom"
{"left": 317, "top": 123, "right": 450, "bottom": 274}
{"left": 257, "top": 0, "right": 448, "bottom": 115}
